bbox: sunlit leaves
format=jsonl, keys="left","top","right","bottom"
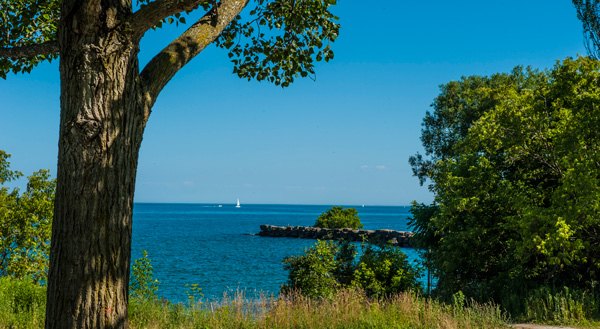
{"left": 1, "top": 0, "right": 340, "bottom": 87}
{"left": 0, "top": 151, "right": 55, "bottom": 283}
{"left": 410, "top": 57, "right": 600, "bottom": 299}
{"left": 215, "top": 0, "right": 340, "bottom": 87}
{"left": 0, "top": 0, "right": 59, "bottom": 79}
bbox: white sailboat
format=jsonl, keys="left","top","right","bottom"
{"left": 235, "top": 198, "right": 241, "bottom": 208}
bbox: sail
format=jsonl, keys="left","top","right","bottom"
{"left": 236, "top": 198, "right": 241, "bottom": 208}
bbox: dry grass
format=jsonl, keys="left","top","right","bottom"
{"left": 128, "top": 288, "right": 509, "bottom": 329}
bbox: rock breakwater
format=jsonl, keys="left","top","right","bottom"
{"left": 258, "top": 225, "right": 414, "bottom": 247}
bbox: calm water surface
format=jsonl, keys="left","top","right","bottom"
{"left": 131, "top": 203, "right": 418, "bottom": 303}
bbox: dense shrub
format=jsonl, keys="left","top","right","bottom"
{"left": 282, "top": 240, "right": 421, "bottom": 298}
{"left": 313, "top": 206, "right": 363, "bottom": 229}
{"left": 281, "top": 240, "right": 342, "bottom": 298}
{"left": 352, "top": 243, "right": 422, "bottom": 297}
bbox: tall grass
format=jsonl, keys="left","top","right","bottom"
{"left": 127, "top": 288, "right": 509, "bottom": 329}
{"left": 0, "top": 276, "right": 46, "bottom": 329}
{"left": 501, "top": 286, "right": 600, "bottom": 326}
{"left": 5, "top": 277, "right": 600, "bottom": 329}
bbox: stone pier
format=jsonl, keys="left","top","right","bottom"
{"left": 257, "top": 225, "right": 414, "bottom": 247}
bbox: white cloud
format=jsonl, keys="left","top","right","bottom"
{"left": 375, "top": 165, "right": 387, "bottom": 170}
{"left": 360, "top": 165, "right": 369, "bottom": 169}
{"left": 314, "top": 186, "right": 326, "bottom": 191}
{"left": 183, "top": 181, "right": 194, "bottom": 186}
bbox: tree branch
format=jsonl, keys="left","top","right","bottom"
{"left": 0, "top": 41, "right": 59, "bottom": 59}
{"left": 139, "top": 0, "right": 249, "bottom": 120}
{"left": 129, "top": 0, "right": 208, "bottom": 39}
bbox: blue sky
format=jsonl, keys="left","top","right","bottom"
{"left": 0, "top": 1, "right": 588, "bottom": 206}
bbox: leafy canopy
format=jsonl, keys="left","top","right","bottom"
{"left": 314, "top": 206, "right": 363, "bottom": 229}
{"left": 1, "top": 0, "right": 340, "bottom": 86}
{"left": 0, "top": 151, "right": 55, "bottom": 283}
{"left": 409, "top": 57, "right": 600, "bottom": 302}
{"left": 216, "top": 0, "right": 339, "bottom": 87}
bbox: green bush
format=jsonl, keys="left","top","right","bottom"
{"left": 282, "top": 240, "right": 422, "bottom": 298}
{"left": 313, "top": 206, "right": 363, "bottom": 229}
{"left": 352, "top": 243, "right": 422, "bottom": 297}
{"left": 282, "top": 240, "right": 344, "bottom": 298}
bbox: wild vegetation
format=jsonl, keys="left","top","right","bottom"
{"left": 1, "top": 277, "right": 511, "bottom": 329}
{"left": 282, "top": 240, "right": 421, "bottom": 298}
{"left": 409, "top": 56, "right": 600, "bottom": 319}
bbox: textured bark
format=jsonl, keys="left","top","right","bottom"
{"left": 44, "top": 0, "right": 248, "bottom": 328}
{"left": 45, "top": 0, "right": 143, "bottom": 328}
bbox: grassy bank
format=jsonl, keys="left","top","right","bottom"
{"left": 3, "top": 276, "right": 600, "bottom": 329}
{"left": 1, "top": 276, "right": 508, "bottom": 329}
{"left": 127, "top": 289, "right": 508, "bottom": 329}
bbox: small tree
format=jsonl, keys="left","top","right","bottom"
{"left": 0, "top": 151, "right": 55, "bottom": 283}
{"left": 314, "top": 206, "right": 363, "bottom": 229}
{"left": 129, "top": 250, "right": 160, "bottom": 302}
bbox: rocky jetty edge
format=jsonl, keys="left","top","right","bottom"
{"left": 257, "top": 225, "right": 414, "bottom": 247}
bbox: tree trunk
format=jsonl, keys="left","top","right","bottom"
{"left": 45, "top": 1, "right": 144, "bottom": 328}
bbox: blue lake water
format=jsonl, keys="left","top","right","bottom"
{"left": 131, "top": 203, "right": 419, "bottom": 303}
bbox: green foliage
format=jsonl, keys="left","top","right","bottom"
{"left": 2, "top": 0, "right": 340, "bottom": 87}
{"left": 282, "top": 240, "right": 343, "bottom": 298}
{"left": 282, "top": 240, "right": 421, "bottom": 298}
{"left": 130, "top": 250, "right": 160, "bottom": 301}
{"left": 0, "top": 150, "right": 55, "bottom": 283}
{"left": 216, "top": 0, "right": 340, "bottom": 87}
{"left": 409, "top": 57, "right": 600, "bottom": 305}
{"left": 352, "top": 243, "right": 422, "bottom": 297}
{"left": 0, "top": 0, "right": 60, "bottom": 78}
{"left": 313, "top": 206, "right": 363, "bottom": 229}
